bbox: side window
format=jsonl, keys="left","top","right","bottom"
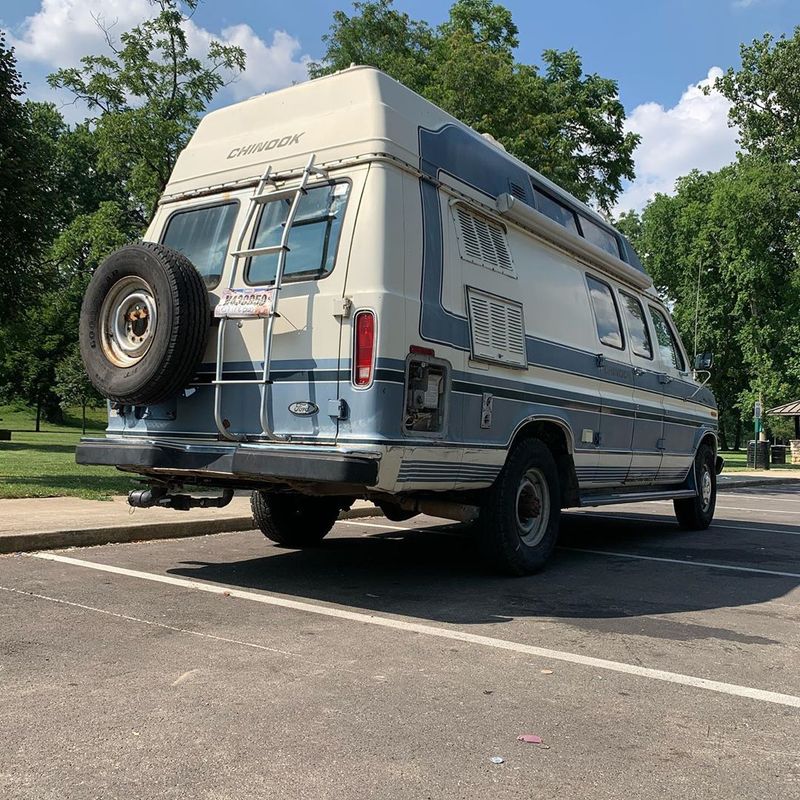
{"left": 580, "top": 216, "right": 622, "bottom": 258}
{"left": 649, "top": 306, "right": 686, "bottom": 371}
{"left": 620, "top": 292, "right": 653, "bottom": 359}
{"left": 532, "top": 187, "right": 580, "bottom": 235}
{"left": 586, "top": 275, "right": 624, "bottom": 350}
{"left": 246, "top": 181, "right": 350, "bottom": 285}
{"left": 161, "top": 202, "right": 239, "bottom": 288}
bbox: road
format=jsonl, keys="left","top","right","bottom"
{"left": 2, "top": 486, "right": 799, "bottom": 799}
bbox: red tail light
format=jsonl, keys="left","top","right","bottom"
{"left": 353, "top": 310, "right": 376, "bottom": 387}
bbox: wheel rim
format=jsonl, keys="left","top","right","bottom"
{"left": 99, "top": 276, "right": 158, "bottom": 367}
{"left": 700, "top": 466, "right": 713, "bottom": 512}
{"left": 515, "top": 468, "right": 550, "bottom": 547}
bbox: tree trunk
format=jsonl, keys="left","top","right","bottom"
{"left": 734, "top": 418, "right": 742, "bottom": 451}
{"left": 718, "top": 419, "right": 729, "bottom": 451}
{"left": 35, "top": 396, "right": 42, "bottom": 433}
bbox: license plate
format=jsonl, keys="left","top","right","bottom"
{"left": 214, "top": 288, "right": 275, "bottom": 319}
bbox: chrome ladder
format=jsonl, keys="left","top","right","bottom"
{"left": 213, "top": 154, "right": 328, "bottom": 442}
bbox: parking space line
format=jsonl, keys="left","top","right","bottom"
{"left": 566, "top": 512, "right": 800, "bottom": 537}
{"left": 654, "top": 501, "right": 800, "bottom": 516}
{"left": 30, "top": 551, "right": 800, "bottom": 709}
{"left": 562, "top": 547, "right": 800, "bottom": 578}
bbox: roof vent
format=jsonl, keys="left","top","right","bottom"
{"left": 480, "top": 132, "right": 507, "bottom": 152}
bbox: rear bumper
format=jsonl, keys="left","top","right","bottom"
{"left": 76, "top": 437, "right": 380, "bottom": 487}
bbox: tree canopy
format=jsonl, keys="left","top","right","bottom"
{"left": 310, "top": 0, "right": 639, "bottom": 212}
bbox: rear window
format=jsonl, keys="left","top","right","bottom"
{"left": 246, "top": 182, "right": 351, "bottom": 286}
{"left": 161, "top": 202, "right": 238, "bottom": 289}
{"left": 586, "top": 275, "right": 624, "bottom": 349}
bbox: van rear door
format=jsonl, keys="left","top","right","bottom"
{"left": 196, "top": 166, "right": 366, "bottom": 442}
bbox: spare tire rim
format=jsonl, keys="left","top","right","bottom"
{"left": 516, "top": 468, "right": 550, "bottom": 547}
{"left": 700, "top": 467, "right": 713, "bottom": 512}
{"left": 99, "top": 276, "right": 158, "bottom": 367}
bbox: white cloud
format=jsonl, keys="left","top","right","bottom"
{"left": 7, "top": 0, "right": 151, "bottom": 65}
{"left": 616, "top": 67, "right": 740, "bottom": 214}
{"left": 4, "top": 0, "right": 310, "bottom": 110}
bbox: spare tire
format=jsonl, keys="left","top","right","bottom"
{"left": 79, "top": 242, "right": 210, "bottom": 406}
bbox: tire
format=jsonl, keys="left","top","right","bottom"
{"left": 79, "top": 242, "right": 210, "bottom": 406}
{"left": 674, "top": 443, "right": 716, "bottom": 530}
{"left": 477, "top": 439, "right": 561, "bottom": 575}
{"left": 251, "top": 491, "right": 340, "bottom": 547}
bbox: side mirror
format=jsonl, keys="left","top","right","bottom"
{"left": 693, "top": 351, "right": 713, "bottom": 370}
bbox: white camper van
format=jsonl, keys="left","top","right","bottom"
{"left": 77, "top": 66, "right": 722, "bottom": 574}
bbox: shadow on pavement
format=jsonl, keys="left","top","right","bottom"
{"left": 167, "top": 509, "right": 800, "bottom": 638}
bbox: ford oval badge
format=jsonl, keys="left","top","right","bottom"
{"left": 288, "top": 401, "right": 319, "bottom": 417}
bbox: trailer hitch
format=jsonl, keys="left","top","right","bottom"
{"left": 128, "top": 486, "right": 234, "bottom": 511}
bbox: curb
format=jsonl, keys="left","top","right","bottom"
{"left": 718, "top": 477, "right": 800, "bottom": 490}
{"left": 0, "top": 504, "right": 383, "bottom": 555}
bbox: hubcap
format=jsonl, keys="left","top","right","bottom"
{"left": 99, "top": 276, "right": 157, "bottom": 367}
{"left": 515, "top": 468, "right": 550, "bottom": 547}
{"left": 700, "top": 467, "right": 713, "bottom": 512}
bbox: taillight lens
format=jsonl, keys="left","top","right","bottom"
{"left": 353, "top": 311, "right": 376, "bottom": 387}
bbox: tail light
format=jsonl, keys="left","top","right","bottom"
{"left": 353, "top": 310, "right": 376, "bottom": 387}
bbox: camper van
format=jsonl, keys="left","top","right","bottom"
{"left": 76, "top": 66, "right": 722, "bottom": 575}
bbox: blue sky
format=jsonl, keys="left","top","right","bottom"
{"left": 2, "top": 0, "right": 797, "bottom": 210}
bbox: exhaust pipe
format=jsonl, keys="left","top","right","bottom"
{"left": 395, "top": 498, "right": 480, "bottom": 523}
{"left": 128, "top": 487, "right": 234, "bottom": 511}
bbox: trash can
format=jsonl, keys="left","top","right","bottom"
{"left": 747, "top": 440, "right": 770, "bottom": 470}
{"left": 771, "top": 445, "right": 787, "bottom": 465}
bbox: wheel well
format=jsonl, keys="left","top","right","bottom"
{"left": 699, "top": 432, "right": 718, "bottom": 456}
{"left": 511, "top": 420, "right": 578, "bottom": 508}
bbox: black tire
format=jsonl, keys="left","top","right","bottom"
{"left": 79, "top": 242, "right": 210, "bottom": 406}
{"left": 674, "top": 443, "right": 716, "bottom": 530}
{"left": 251, "top": 491, "right": 340, "bottom": 547}
{"left": 477, "top": 439, "right": 561, "bottom": 576}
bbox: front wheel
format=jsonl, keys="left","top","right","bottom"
{"left": 251, "top": 492, "right": 340, "bottom": 547}
{"left": 673, "top": 444, "right": 716, "bottom": 530}
{"left": 477, "top": 439, "right": 561, "bottom": 575}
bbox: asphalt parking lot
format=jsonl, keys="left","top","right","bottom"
{"left": 2, "top": 485, "right": 799, "bottom": 799}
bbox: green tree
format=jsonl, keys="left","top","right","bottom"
{"left": 49, "top": 0, "right": 245, "bottom": 222}
{"left": 619, "top": 158, "right": 800, "bottom": 447}
{"left": 55, "top": 346, "right": 103, "bottom": 434}
{"left": 0, "top": 35, "right": 58, "bottom": 316}
{"left": 310, "top": 0, "right": 638, "bottom": 211}
{"left": 714, "top": 27, "right": 800, "bottom": 165}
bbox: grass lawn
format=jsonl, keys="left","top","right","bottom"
{"left": 0, "top": 404, "right": 137, "bottom": 500}
{"left": 719, "top": 448, "right": 800, "bottom": 472}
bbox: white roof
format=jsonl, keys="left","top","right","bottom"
{"left": 165, "top": 66, "right": 609, "bottom": 227}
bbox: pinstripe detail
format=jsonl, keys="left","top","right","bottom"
{"left": 397, "top": 460, "right": 501, "bottom": 483}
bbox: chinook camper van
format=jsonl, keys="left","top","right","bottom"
{"left": 77, "top": 66, "right": 722, "bottom": 575}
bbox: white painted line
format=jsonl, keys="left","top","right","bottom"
{"left": 30, "top": 551, "right": 800, "bottom": 709}
{"left": 562, "top": 547, "right": 800, "bottom": 579}
{"left": 716, "top": 505, "right": 800, "bottom": 515}
{"left": 338, "top": 520, "right": 410, "bottom": 531}
{"left": 567, "top": 511, "right": 800, "bottom": 537}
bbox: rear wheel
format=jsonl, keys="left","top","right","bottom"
{"left": 477, "top": 439, "right": 561, "bottom": 575}
{"left": 674, "top": 443, "right": 716, "bottom": 530}
{"left": 251, "top": 491, "right": 340, "bottom": 547}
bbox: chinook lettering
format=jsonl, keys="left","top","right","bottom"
{"left": 227, "top": 132, "right": 305, "bottom": 159}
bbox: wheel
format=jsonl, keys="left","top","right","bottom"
{"left": 251, "top": 491, "right": 340, "bottom": 547}
{"left": 674, "top": 443, "right": 716, "bottom": 530}
{"left": 79, "top": 242, "right": 210, "bottom": 406}
{"left": 477, "top": 439, "right": 561, "bottom": 575}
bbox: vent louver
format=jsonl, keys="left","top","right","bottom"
{"left": 466, "top": 287, "right": 527, "bottom": 368}
{"left": 453, "top": 205, "right": 513, "bottom": 273}
{"left": 509, "top": 181, "right": 527, "bottom": 201}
